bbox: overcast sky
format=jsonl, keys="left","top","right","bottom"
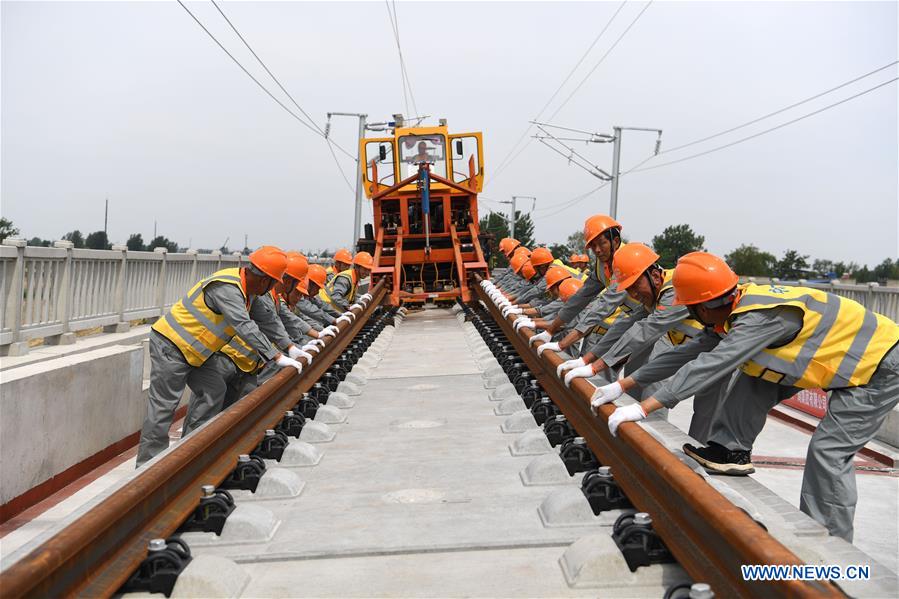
{"left": 2, "top": 1, "right": 897, "bottom": 265}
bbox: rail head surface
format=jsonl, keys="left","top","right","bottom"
{"left": 0, "top": 280, "right": 387, "bottom": 599}
{"left": 472, "top": 280, "right": 845, "bottom": 599}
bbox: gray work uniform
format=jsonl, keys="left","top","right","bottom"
{"left": 634, "top": 306, "right": 899, "bottom": 541}
{"left": 557, "top": 258, "right": 612, "bottom": 324}
{"left": 515, "top": 277, "right": 547, "bottom": 305}
{"left": 182, "top": 290, "right": 294, "bottom": 437}
{"left": 298, "top": 296, "right": 336, "bottom": 325}
{"left": 536, "top": 298, "right": 565, "bottom": 318}
{"left": 138, "top": 282, "right": 279, "bottom": 467}
{"left": 328, "top": 273, "right": 357, "bottom": 312}
{"left": 273, "top": 294, "right": 313, "bottom": 343}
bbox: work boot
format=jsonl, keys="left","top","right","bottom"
{"left": 683, "top": 442, "right": 755, "bottom": 476}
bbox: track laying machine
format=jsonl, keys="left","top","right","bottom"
{"left": 357, "top": 116, "right": 489, "bottom": 306}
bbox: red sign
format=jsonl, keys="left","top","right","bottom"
{"left": 783, "top": 388, "right": 828, "bottom": 419}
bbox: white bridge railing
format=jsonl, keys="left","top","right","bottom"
{"left": 0, "top": 239, "right": 254, "bottom": 356}
{"left": 2, "top": 239, "right": 896, "bottom": 356}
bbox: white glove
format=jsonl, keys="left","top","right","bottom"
{"left": 336, "top": 315, "right": 352, "bottom": 325}
{"left": 529, "top": 330, "right": 552, "bottom": 347}
{"left": 275, "top": 354, "right": 303, "bottom": 374}
{"left": 288, "top": 345, "right": 313, "bottom": 363}
{"left": 320, "top": 326, "right": 337, "bottom": 339}
{"left": 310, "top": 338, "right": 326, "bottom": 347}
{"left": 350, "top": 303, "right": 364, "bottom": 311}
{"left": 301, "top": 342, "right": 320, "bottom": 354}
{"left": 342, "top": 311, "right": 356, "bottom": 321}
{"left": 556, "top": 357, "right": 585, "bottom": 377}
{"left": 536, "top": 341, "right": 561, "bottom": 357}
{"left": 514, "top": 318, "right": 535, "bottom": 332}
{"left": 608, "top": 403, "right": 646, "bottom": 436}
{"left": 564, "top": 364, "right": 595, "bottom": 387}
{"left": 502, "top": 306, "right": 522, "bottom": 317}
{"left": 590, "top": 382, "right": 624, "bottom": 412}
{"left": 360, "top": 293, "right": 373, "bottom": 302}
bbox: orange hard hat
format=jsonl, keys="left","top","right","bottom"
{"left": 672, "top": 252, "right": 739, "bottom": 305}
{"left": 249, "top": 246, "right": 288, "bottom": 282}
{"left": 295, "top": 279, "right": 309, "bottom": 296}
{"left": 334, "top": 248, "right": 353, "bottom": 265}
{"left": 612, "top": 243, "right": 660, "bottom": 291}
{"left": 530, "top": 247, "right": 554, "bottom": 267}
{"left": 284, "top": 251, "right": 309, "bottom": 282}
{"left": 544, "top": 265, "right": 572, "bottom": 290}
{"left": 521, "top": 260, "right": 537, "bottom": 281}
{"left": 511, "top": 246, "right": 531, "bottom": 259}
{"left": 568, "top": 254, "right": 579, "bottom": 264}
{"left": 583, "top": 214, "right": 622, "bottom": 245}
{"left": 306, "top": 264, "right": 328, "bottom": 288}
{"left": 510, "top": 252, "right": 529, "bottom": 274}
{"left": 498, "top": 238, "right": 513, "bottom": 253}
{"left": 559, "top": 277, "right": 583, "bottom": 301}
{"left": 353, "top": 251, "right": 374, "bottom": 270}
{"left": 504, "top": 238, "right": 522, "bottom": 257}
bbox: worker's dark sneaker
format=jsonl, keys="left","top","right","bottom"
{"left": 683, "top": 442, "right": 755, "bottom": 475}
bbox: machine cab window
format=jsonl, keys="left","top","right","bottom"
{"left": 399, "top": 135, "right": 447, "bottom": 178}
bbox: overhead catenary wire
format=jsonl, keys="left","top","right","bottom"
{"left": 176, "top": 0, "right": 356, "bottom": 160}
{"left": 629, "top": 76, "right": 899, "bottom": 174}
{"left": 547, "top": 0, "right": 654, "bottom": 122}
{"left": 657, "top": 59, "right": 899, "bottom": 156}
{"left": 385, "top": 0, "right": 419, "bottom": 119}
{"left": 488, "top": 0, "right": 629, "bottom": 184}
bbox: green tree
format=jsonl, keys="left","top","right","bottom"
{"left": 27, "top": 237, "right": 52, "bottom": 247}
{"left": 62, "top": 230, "right": 85, "bottom": 248}
{"left": 0, "top": 217, "right": 19, "bottom": 240}
{"left": 565, "top": 230, "right": 585, "bottom": 254}
{"left": 772, "top": 249, "right": 809, "bottom": 280}
{"left": 873, "top": 258, "right": 899, "bottom": 282}
{"left": 126, "top": 233, "right": 146, "bottom": 251}
{"left": 548, "top": 243, "right": 571, "bottom": 261}
{"left": 85, "top": 230, "right": 111, "bottom": 250}
{"left": 148, "top": 235, "right": 179, "bottom": 253}
{"left": 513, "top": 211, "right": 536, "bottom": 249}
{"left": 652, "top": 224, "right": 706, "bottom": 268}
{"left": 479, "top": 211, "right": 511, "bottom": 267}
{"left": 725, "top": 244, "right": 776, "bottom": 276}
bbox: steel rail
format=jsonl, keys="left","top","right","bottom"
{"left": 472, "top": 281, "right": 845, "bottom": 598}
{"left": 1, "top": 280, "right": 387, "bottom": 599}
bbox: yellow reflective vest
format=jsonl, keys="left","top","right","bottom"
{"left": 152, "top": 268, "right": 249, "bottom": 367}
{"left": 221, "top": 334, "right": 265, "bottom": 374}
{"left": 553, "top": 258, "right": 586, "bottom": 282}
{"left": 657, "top": 269, "right": 705, "bottom": 345}
{"left": 724, "top": 284, "right": 899, "bottom": 389}
{"left": 319, "top": 268, "right": 357, "bottom": 310}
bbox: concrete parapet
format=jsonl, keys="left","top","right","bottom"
{"left": 0, "top": 344, "right": 145, "bottom": 507}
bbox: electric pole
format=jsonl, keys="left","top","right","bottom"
{"left": 326, "top": 112, "right": 368, "bottom": 250}
{"left": 532, "top": 122, "right": 662, "bottom": 219}
{"left": 497, "top": 196, "right": 536, "bottom": 240}
{"left": 104, "top": 197, "right": 108, "bottom": 235}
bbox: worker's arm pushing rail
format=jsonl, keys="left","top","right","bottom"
{"left": 472, "top": 275, "right": 844, "bottom": 599}
{"left": 0, "top": 280, "right": 387, "bottom": 599}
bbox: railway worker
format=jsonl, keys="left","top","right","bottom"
{"left": 327, "top": 248, "right": 354, "bottom": 283}
{"left": 513, "top": 276, "right": 584, "bottom": 341}
{"left": 508, "top": 266, "right": 572, "bottom": 321}
{"left": 602, "top": 251, "right": 899, "bottom": 542}
{"left": 269, "top": 252, "right": 334, "bottom": 346}
{"left": 138, "top": 246, "right": 306, "bottom": 467}
{"left": 322, "top": 251, "right": 374, "bottom": 312}
{"left": 491, "top": 239, "right": 522, "bottom": 287}
{"left": 571, "top": 254, "right": 590, "bottom": 274}
{"left": 296, "top": 264, "right": 339, "bottom": 327}
{"left": 560, "top": 244, "right": 716, "bottom": 438}
{"left": 498, "top": 247, "right": 533, "bottom": 294}
{"left": 529, "top": 214, "right": 641, "bottom": 365}
{"left": 180, "top": 249, "right": 325, "bottom": 438}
